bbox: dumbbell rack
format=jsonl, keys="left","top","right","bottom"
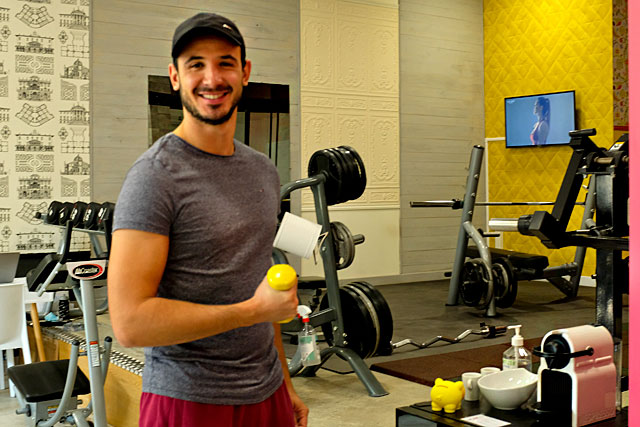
{"left": 280, "top": 174, "right": 387, "bottom": 397}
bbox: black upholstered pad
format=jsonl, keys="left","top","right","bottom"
{"left": 466, "top": 246, "right": 549, "bottom": 273}
{"left": 7, "top": 359, "right": 91, "bottom": 403}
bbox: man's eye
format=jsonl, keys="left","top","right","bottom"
{"left": 189, "top": 63, "right": 203, "bottom": 69}
{"left": 220, "top": 62, "right": 234, "bottom": 67}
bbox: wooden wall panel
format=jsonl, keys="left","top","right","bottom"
{"left": 399, "top": 0, "right": 485, "bottom": 275}
{"left": 91, "top": 0, "right": 300, "bottom": 203}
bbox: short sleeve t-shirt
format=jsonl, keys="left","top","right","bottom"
{"left": 113, "top": 133, "right": 283, "bottom": 404}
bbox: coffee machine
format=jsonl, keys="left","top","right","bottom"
{"left": 532, "top": 325, "right": 617, "bottom": 426}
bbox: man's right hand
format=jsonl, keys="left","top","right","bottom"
{"left": 250, "top": 273, "right": 298, "bottom": 324}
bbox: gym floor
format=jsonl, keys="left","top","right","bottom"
{"left": 0, "top": 279, "right": 629, "bottom": 426}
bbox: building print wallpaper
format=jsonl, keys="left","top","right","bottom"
{"left": 0, "top": 0, "right": 90, "bottom": 253}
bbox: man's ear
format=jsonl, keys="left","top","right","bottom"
{"left": 242, "top": 60, "right": 252, "bottom": 87}
{"left": 168, "top": 62, "right": 180, "bottom": 91}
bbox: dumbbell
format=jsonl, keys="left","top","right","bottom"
{"left": 57, "top": 202, "right": 75, "bottom": 225}
{"left": 44, "top": 201, "right": 63, "bottom": 224}
{"left": 267, "top": 264, "right": 297, "bottom": 323}
{"left": 69, "top": 201, "right": 88, "bottom": 228}
{"left": 96, "top": 201, "right": 116, "bottom": 231}
{"left": 82, "top": 202, "right": 102, "bottom": 230}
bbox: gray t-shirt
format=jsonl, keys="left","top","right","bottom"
{"left": 112, "top": 133, "right": 283, "bottom": 405}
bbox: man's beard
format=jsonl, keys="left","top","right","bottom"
{"left": 180, "top": 87, "right": 241, "bottom": 126}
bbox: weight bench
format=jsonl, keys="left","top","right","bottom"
{"left": 466, "top": 246, "right": 549, "bottom": 278}
{"left": 8, "top": 357, "right": 91, "bottom": 423}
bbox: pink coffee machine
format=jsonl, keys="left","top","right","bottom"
{"left": 532, "top": 324, "right": 617, "bottom": 426}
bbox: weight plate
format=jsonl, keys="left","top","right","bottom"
{"left": 338, "top": 145, "right": 366, "bottom": 201}
{"left": 344, "top": 283, "right": 380, "bottom": 358}
{"left": 328, "top": 147, "right": 358, "bottom": 202}
{"left": 493, "top": 257, "right": 518, "bottom": 309}
{"left": 319, "top": 285, "right": 377, "bottom": 359}
{"left": 46, "top": 201, "right": 63, "bottom": 225}
{"left": 323, "top": 148, "right": 348, "bottom": 204}
{"left": 459, "top": 259, "right": 489, "bottom": 307}
{"left": 351, "top": 281, "right": 394, "bottom": 356}
{"left": 331, "top": 221, "right": 355, "bottom": 270}
{"left": 308, "top": 149, "right": 344, "bottom": 206}
{"left": 335, "top": 146, "right": 362, "bottom": 201}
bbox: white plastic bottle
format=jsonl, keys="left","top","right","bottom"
{"left": 502, "top": 324, "right": 532, "bottom": 372}
{"left": 297, "top": 306, "right": 321, "bottom": 367}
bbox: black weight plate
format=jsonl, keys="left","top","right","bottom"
{"left": 319, "top": 286, "right": 377, "bottom": 359}
{"left": 46, "top": 201, "right": 63, "bottom": 225}
{"left": 57, "top": 202, "right": 75, "bottom": 225}
{"left": 328, "top": 147, "right": 358, "bottom": 202}
{"left": 460, "top": 259, "right": 488, "bottom": 307}
{"left": 344, "top": 283, "right": 380, "bottom": 356}
{"left": 493, "top": 257, "right": 518, "bottom": 309}
{"left": 343, "top": 284, "right": 379, "bottom": 358}
{"left": 338, "top": 146, "right": 366, "bottom": 201}
{"left": 322, "top": 148, "right": 348, "bottom": 205}
{"left": 351, "top": 281, "right": 394, "bottom": 356}
{"left": 308, "top": 149, "right": 344, "bottom": 206}
{"left": 82, "top": 202, "right": 101, "bottom": 230}
{"left": 334, "top": 146, "right": 361, "bottom": 201}
{"left": 331, "top": 221, "right": 355, "bottom": 270}
{"left": 69, "top": 201, "right": 88, "bottom": 227}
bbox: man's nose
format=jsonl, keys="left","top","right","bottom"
{"left": 202, "top": 67, "right": 224, "bottom": 87}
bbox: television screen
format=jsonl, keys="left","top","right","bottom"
{"left": 504, "top": 90, "right": 576, "bottom": 147}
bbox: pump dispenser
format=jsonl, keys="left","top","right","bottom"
{"left": 502, "top": 324, "right": 532, "bottom": 372}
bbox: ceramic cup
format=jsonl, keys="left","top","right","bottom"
{"left": 480, "top": 366, "right": 501, "bottom": 376}
{"left": 461, "top": 372, "right": 482, "bottom": 401}
{"left": 273, "top": 212, "right": 322, "bottom": 259}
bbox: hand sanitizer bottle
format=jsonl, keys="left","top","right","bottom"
{"left": 502, "top": 324, "right": 532, "bottom": 372}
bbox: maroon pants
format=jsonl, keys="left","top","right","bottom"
{"left": 139, "top": 382, "right": 295, "bottom": 427}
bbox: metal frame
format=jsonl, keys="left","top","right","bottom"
{"left": 412, "top": 143, "right": 593, "bottom": 316}
{"left": 11, "top": 222, "right": 112, "bottom": 427}
{"left": 280, "top": 174, "right": 387, "bottom": 397}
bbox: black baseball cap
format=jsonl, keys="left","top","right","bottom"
{"left": 172, "top": 13, "right": 246, "bottom": 63}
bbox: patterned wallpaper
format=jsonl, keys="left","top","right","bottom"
{"left": 300, "top": 0, "right": 399, "bottom": 208}
{"left": 483, "top": 0, "right": 613, "bottom": 272}
{"left": 613, "top": 0, "right": 628, "bottom": 128}
{"left": 0, "top": 0, "right": 90, "bottom": 253}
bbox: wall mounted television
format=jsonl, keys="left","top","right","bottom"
{"left": 504, "top": 90, "right": 576, "bottom": 147}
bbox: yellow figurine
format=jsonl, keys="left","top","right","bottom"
{"left": 430, "top": 378, "right": 465, "bottom": 413}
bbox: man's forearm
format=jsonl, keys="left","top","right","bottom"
{"left": 112, "top": 296, "right": 258, "bottom": 348}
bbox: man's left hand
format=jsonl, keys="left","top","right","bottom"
{"left": 290, "top": 391, "right": 309, "bottom": 427}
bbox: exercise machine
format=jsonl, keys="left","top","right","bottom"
{"left": 411, "top": 144, "right": 594, "bottom": 316}
{"left": 8, "top": 201, "right": 114, "bottom": 427}
{"left": 489, "top": 129, "right": 629, "bottom": 339}
{"left": 280, "top": 146, "right": 394, "bottom": 397}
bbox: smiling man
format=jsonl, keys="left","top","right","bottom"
{"left": 107, "top": 12, "right": 308, "bottom": 427}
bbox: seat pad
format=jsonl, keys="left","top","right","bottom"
{"left": 7, "top": 359, "right": 91, "bottom": 403}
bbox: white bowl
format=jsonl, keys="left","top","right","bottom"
{"left": 477, "top": 368, "right": 537, "bottom": 410}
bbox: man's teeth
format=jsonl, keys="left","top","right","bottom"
{"left": 201, "top": 93, "right": 224, "bottom": 100}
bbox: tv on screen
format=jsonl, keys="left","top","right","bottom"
{"left": 504, "top": 90, "right": 576, "bottom": 147}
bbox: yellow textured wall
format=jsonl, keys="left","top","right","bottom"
{"left": 483, "top": 0, "right": 613, "bottom": 273}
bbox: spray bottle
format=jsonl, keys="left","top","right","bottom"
{"left": 297, "top": 305, "right": 321, "bottom": 367}
{"left": 502, "top": 324, "right": 532, "bottom": 372}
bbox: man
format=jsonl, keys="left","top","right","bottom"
{"left": 107, "top": 12, "right": 308, "bottom": 427}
